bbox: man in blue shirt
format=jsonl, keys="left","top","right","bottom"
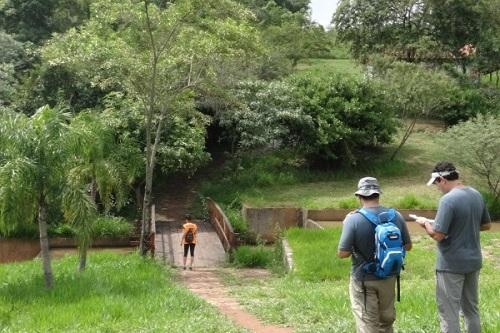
{"left": 416, "top": 161, "right": 491, "bottom": 333}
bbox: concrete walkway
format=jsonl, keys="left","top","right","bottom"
{"left": 154, "top": 213, "right": 226, "bottom": 268}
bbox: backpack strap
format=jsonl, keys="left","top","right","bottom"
{"left": 357, "top": 208, "right": 380, "bottom": 227}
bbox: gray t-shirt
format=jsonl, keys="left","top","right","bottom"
{"left": 338, "top": 207, "right": 412, "bottom": 280}
{"left": 433, "top": 186, "right": 491, "bottom": 273}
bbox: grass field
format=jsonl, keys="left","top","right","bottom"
{"left": 0, "top": 252, "right": 244, "bottom": 333}
{"left": 223, "top": 228, "right": 500, "bottom": 333}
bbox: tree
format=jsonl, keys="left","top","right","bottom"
{"left": 333, "top": 0, "right": 432, "bottom": 62}
{"left": 290, "top": 74, "right": 397, "bottom": 165}
{"left": 42, "top": 0, "right": 261, "bottom": 255}
{"left": 0, "top": 0, "right": 90, "bottom": 43}
{"left": 217, "top": 80, "right": 308, "bottom": 152}
{"left": 380, "top": 62, "right": 458, "bottom": 159}
{"left": 438, "top": 114, "right": 500, "bottom": 202}
{"left": 427, "top": 0, "right": 481, "bottom": 74}
{"left": 0, "top": 106, "right": 72, "bottom": 288}
{"left": 65, "top": 111, "right": 141, "bottom": 271}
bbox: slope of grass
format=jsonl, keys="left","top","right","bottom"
{"left": 0, "top": 252, "right": 244, "bottom": 333}
{"left": 224, "top": 228, "right": 500, "bottom": 333}
{"left": 202, "top": 127, "right": 446, "bottom": 210}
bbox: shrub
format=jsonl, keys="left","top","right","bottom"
{"left": 91, "top": 216, "right": 133, "bottom": 238}
{"left": 48, "top": 223, "right": 76, "bottom": 237}
{"left": 224, "top": 208, "right": 248, "bottom": 234}
{"left": 288, "top": 74, "right": 397, "bottom": 164}
{"left": 483, "top": 192, "right": 500, "bottom": 221}
{"left": 395, "top": 194, "right": 435, "bottom": 209}
{"left": 338, "top": 197, "right": 358, "bottom": 209}
{"left": 438, "top": 114, "right": 500, "bottom": 201}
{"left": 231, "top": 245, "right": 273, "bottom": 268}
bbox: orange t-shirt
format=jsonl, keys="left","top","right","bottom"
{"left": 182, "top": 222, "right": 198, "bottom": 245}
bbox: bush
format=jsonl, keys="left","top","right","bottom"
{"left": 91, "top": 216, "right": 133, "bottom": 238}
{"left": 338, "top": 197, "right": 358, "bottom": 209}
{"left": 225, "top": 209, "right": 247, "bottom": 233}
{"left": 483, "top": 192, "right": 500, "bottom": 221}
{"left": 395, "top": 194, "right": 435, "bottom": 209}
{"left": 47, "top": 216, "right": 133, "bottom": 239}
{"left": 288, "top": 74, "right": 397, "bottom": 164}
{"left": 48, "top": 223, "right": 76, "bottom": 237}
{"left": 231, "top": 245, "right": 273, "bottom": 268}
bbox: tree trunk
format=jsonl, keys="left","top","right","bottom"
{"left": 390, "top": 118, "right": 417, "bottom": 160}
{"left": 140, "top": 164, "right": 153, "bottom": 255}
{"left": 79, "top": 246, "right": 87, "bottom": 272}
{"left": 38, "top": 197, "right": 53, "bottom": 289}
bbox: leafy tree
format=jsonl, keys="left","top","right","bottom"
{"left": 0, "top": 31, "right": 25, "bottom": 105}
{"left": 380, "top": 62, "right": 459, "bottom": 159}
{"left": 0, "top": 106, "right": 96, "bottom": 287}
{"left": 438, "top": 114, "right": 500, "bottom": 202}
{"left": 290, "top": 74, "right": 397, "bottom": 165}
{"left": 334, "top": 0, "right": 432, "bottom": 62}
{"left": 42, "top": 0, "right": 261, "bottom": 255}
{"left": 427, "top": 0, "right": 481, "bottom": 74}
{"left": 0, "top": 0, "right": 90, "bottom": 43}
{"left": 217, "top": 80, "right": 309, "bottom": 152}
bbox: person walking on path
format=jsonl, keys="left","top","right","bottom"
{"left": 415, "top": 161, "right": 491, "bottom": 333}
{"left": 337, "top": 177, "right": 412, "bottom": 333}
{"left": 181, "top": 214, "right": 198, "bottom": 270}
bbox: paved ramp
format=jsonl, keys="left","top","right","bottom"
{"left": 155, "top": 214, "right": 226, "bottom": 268}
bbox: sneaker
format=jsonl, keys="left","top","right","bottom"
{"left": 183, "top": 266, "right": 186, "bottom": 270}
{"left": 189, "top": 267, "right": 193, "bottom": 270}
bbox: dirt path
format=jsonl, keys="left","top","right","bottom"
{"left": 180, "top": 268, "right": 293, "bottom": 333}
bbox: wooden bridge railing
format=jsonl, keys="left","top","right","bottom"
{"left": 206, "top": 198, "right": 238, "bottom": 252}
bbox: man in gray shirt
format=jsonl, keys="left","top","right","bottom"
{"left": 416, "top": 161, "right": 491, "bottom": 333}
{"left": 338, "top": 177, "right": 412, "bottom": 333}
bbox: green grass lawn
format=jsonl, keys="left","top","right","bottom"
{"left": 223, "top": 228, "right": 500, "bottom": 333}
{"left": 0, "top": 252, "right": 245, "bottom": 333}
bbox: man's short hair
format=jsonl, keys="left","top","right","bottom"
{"left": 432, "top": 161, "right": 459, "bottom": 181}
{"left": 184, "top": 214, "right": 192, "bottom": 221}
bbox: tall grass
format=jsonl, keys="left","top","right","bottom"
{"left": 0, "top": 252, "right": 245, "bottom": 333}
{"left": 224, "top": 228, "right": 500, "bottom": 333}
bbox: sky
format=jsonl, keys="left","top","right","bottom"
{"left": 309, "top": 0, "right": 339, "bottom": 29}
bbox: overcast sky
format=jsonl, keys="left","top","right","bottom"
{"left": 310, "top": 0, "right": 339, "bottom": 29}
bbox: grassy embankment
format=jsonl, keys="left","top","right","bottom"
{"left": 223, "top": 228, "right": 500, "bottom": 333}
{"left": 0, "top": 252, "right": 244, "bottom": 333}
{"left": 201, "top": 58, "right": 457, "bottom": 212}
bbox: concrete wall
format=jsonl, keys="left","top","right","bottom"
{"left": 242, "top": 205, "right": 302, "bottom": 241}
{"left": 307, "top": 208, "right": 438, "bottom": 222}
{"left": 0, "top": 239, "right": 40, "bottom": 263}
{"left": 241, "top": 205, "right": 439, "bottom": 241}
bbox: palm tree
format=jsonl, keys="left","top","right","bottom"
{"left": 0, "top": 106, "right": 71, "bottom": 288}
{"left": 64, "top": 111, "right": 139, "bottom": 271}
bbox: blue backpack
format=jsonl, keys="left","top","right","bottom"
{"left": 358, "top": 208, "right": 406, "bottom": 301}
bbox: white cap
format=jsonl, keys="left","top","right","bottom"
{"left": 426, "top": 170, "right": 458, "bottom": 186}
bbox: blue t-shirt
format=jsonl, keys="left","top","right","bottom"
{"left": 338, "top": 206, "right": 411, "bottom": 280}
{"left": 433, "top": 186, "right": 491, "bottom": 273}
